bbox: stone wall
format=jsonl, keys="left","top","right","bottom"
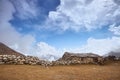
{"left": 53, "top": 52, "right": 105, "bottom": 65}
{"left": 0, "top": 55, "right": 40, "bottom": 65}
{"left": 52, "top": 57, "right": 104, "bottom": 66}
{"left": 0, "top": 54, "right": 105, "bottom": 66}
{"left": 0, "top": 55, "right": 54, "bottom": 66}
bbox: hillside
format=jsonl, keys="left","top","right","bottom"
{"left": 0, "top": 42, "right": 24, "bottom": 56}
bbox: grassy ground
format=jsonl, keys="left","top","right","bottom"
{"left": 0, "top": 61, "right": 120, "bottom": 80}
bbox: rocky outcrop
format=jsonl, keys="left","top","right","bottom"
{"left": 52, "top": 52, "right": 104, "bottom": 65}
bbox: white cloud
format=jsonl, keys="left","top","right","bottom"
{"left": 0, "top": 0, "right": 35, "bottom": 54}
{"left": 48, "top": 0, "right": 120, "bottom": 31}
{"left": 82, "top": 37, "right": 120, "bottom": 55}
{"left": 10, "top": 0, "right": 39, "bottom": 19}
{"left": 109, "top": 24, "right": 120, "bottom": 35}
{"left": 0, "top": 0, "right": 14, "bottom": 22}
{"left": 31, "top": 37, "right": 120, "bottom": 59}
{"left": 66, "top": 37, "right": 120, "bottom": 56}
{"left": 31, "top": 42, "right": 62, "bottom": 61}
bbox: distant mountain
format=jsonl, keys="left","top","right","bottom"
{"left": 108, "top": 51, "right": 120, "bottom": 57}
{"left": 0, "top": 42, "right": 25, "bottom": 56}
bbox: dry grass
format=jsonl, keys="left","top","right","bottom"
{"left": 0, "top": 61, "right": 120, "bottom": 80}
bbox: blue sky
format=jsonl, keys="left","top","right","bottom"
{"left": 0, "top": 0, "right": 120, "bottom": 60}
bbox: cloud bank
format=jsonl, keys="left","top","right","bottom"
{"left": 48, "top": 0, "right": 120, "bottom": 31}
{"left": 10, "top": 0, "right": 39, "bottom": 19}
{"left": 73, "top": 37, "right": 120, "bottom": 55}
{"left": 30, "top": 42, "right": 62, "bottom": 61}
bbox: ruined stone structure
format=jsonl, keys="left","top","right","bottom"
{"left": 52, "top": 52, "right": 104, "bottom": 65}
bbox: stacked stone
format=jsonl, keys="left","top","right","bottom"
{"left": 52, "top": 57, "right": 104, "bottom": 66}
{"left": 24, "top": 56, "right": 40, "bottom": 65}
{"left": 52, "top": 60, "right": 71, "bottom": 66}
{"left": 51, "top": 52, "right": 105, "bottom": 66}
{"left": 38, "top": 60, "right": 53, "bottom": 66}
{"left": 0, "top": 54, "right": 105, "bottom": 66}
{"left": 0, "top": 55, "right": 40, "bottom": 65}
{"left": 0, "top": 55, "right": 16, "bottom": 64}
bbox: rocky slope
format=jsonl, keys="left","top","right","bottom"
{"left": 0, "top": 42, "right": 24, "bottom": 56}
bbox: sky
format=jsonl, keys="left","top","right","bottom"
{"left": 0, "top": 0, "right": 120, "bottom": 60}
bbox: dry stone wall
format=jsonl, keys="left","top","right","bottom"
{"left": 52, "top": 57, "right": 104, "bottom": 66}
{"left": 0, "top": 54, "right": 105, "bottom": 66}
{"left": 52, "top": 52, "right": 105, "bottom": 65}
{"left": 0, "top": 55, "right": 41, "bottom": 65}
{"left": 0, "top": 55, "right": 53, "bottom": 66}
